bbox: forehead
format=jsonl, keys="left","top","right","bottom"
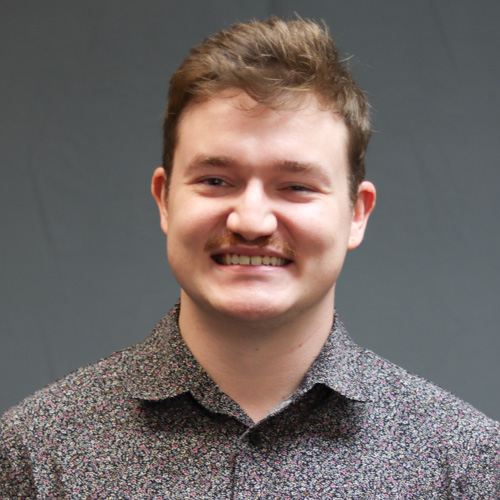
{"left": 174, "top": 91, "right": 349, "bottom": 178}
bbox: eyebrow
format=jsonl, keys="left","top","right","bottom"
{"left": 189, "top": 155, "right": 322, "bottom": 168}
{"left": 186, "top": 155, "right": 234, "bottom": 171}
{"left": 276, "top": 160, "right": 332, "bottom": 185}
{"left": 185, "top": 155, "right": 331, "bottom": 184}
{"left": 276, "top": 159, "right": 324, "bottom": 174}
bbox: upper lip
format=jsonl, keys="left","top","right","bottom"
{"left": 210, "top": 246, "right": 293, "bottom": 261}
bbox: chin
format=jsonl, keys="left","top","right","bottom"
{"left": 209, "top": 295, "right": 297, "bottom": 324}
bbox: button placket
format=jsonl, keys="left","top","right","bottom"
{"left": 248, "top": 430, "right": 263, "bottom": 447}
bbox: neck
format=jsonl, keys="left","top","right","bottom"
{"left": 178, "top": 292, "right": 335, "bottom": 423}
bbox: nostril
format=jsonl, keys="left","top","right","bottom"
{"left": 226, "top": 211, "right": 278, "bottom": 241}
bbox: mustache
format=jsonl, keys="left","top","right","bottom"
{"left": 204, "top": 233, "right": 296, "bottom": 258}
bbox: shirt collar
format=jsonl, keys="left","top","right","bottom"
{"left": 124, "top": 303, "right": 373, "bottom": 404}
{"left": 301, "top": 313, "right": 373, "bottom": 403}
{"left": 124, "top": 301, "right": 216, "bottom": 400}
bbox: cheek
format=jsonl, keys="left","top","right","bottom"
{"left": 286, "top": 204, "right": 351, "bottom": 254}
{"left": 167, "top": 196, "right": 228, "bottom": 251}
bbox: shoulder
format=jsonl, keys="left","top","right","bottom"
{"left": 0, "top": 338, "right": 148, "bottom": 458}
{"left": 0, "top": 341, "right": 143, "bottom": 496}
{"left": 329, "top": 319, "right": 498, "bottom": 436}
{"left": 360, "top": 345, "right": 498, "bottom": 430}
{"left": 1, "top": 306, "right": 182, "bottom": 438}
{"left": 357, "top": 345, "right": 499, "bottom": 488}
{"left": 0, "top": 310, "right": 183, "bottom": 498}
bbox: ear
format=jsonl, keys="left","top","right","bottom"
{"left": 151, "top": 167, "right": 169, "bottom": 235}
{"left": 348, "top": 181, "right": 376, "bottom": 250}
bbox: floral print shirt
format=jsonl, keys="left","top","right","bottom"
{"left": 1, "top": 302, "right": 498, "bottom": 498}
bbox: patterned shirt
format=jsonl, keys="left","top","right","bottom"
{"left": 1, "top": 303, "right": 498, "bottom": 498}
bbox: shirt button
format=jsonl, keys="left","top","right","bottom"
{"left": 249, "top": 431, "right": 263, "bottom": 446}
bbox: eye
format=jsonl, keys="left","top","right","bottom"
{"left": 201, "top": 177, "right": 228, "bottom": 187}
{"left": 277, "top": 183, "right": 320, "bottom": 201}
{"left": 282, "top": 184, "right": 316, "bottom": 193}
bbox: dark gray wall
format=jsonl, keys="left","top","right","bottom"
{"left": 1, "top": 0, "right": 499, "bottom": 419}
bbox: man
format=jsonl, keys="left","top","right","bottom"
{"left": 1, "top": 17, "right": 498, "bottom": 498}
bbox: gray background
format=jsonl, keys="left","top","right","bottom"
{"left": 1, "top": 0, "right": 498, "bottom": 419}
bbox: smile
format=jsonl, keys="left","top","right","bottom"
{"left": 213, "top": 254, "right": 290, "bottom": 266}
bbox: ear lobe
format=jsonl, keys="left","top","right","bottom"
{"left": 348, "top": 181, "right": 376, "bottom": 250}
{"left": 151, "top": 167, "right": 169, "bottom": 235}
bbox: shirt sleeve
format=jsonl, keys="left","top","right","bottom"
{"left": 448, "top": 419, "right": 500, "bottom": 498}
{"left": 0, "top": 417, "right": 37, "bottom": 499}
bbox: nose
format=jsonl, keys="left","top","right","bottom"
{"left": 226, "top": 180, "right": 278, "bottom": 241}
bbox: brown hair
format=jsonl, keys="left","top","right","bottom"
{"left": 162, "top": 16, "right": 371, "bottom": 203}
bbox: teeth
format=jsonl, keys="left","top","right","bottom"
{"left": 219, "top": 254, "right": 287, "bottom": 266}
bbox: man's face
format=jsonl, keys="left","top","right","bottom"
{"left": 153, "top": 92, "right": 375, "bottom": 325}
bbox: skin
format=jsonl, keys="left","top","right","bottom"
{"left": 152, "top": 91, "right": 376, "bottom": 422}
